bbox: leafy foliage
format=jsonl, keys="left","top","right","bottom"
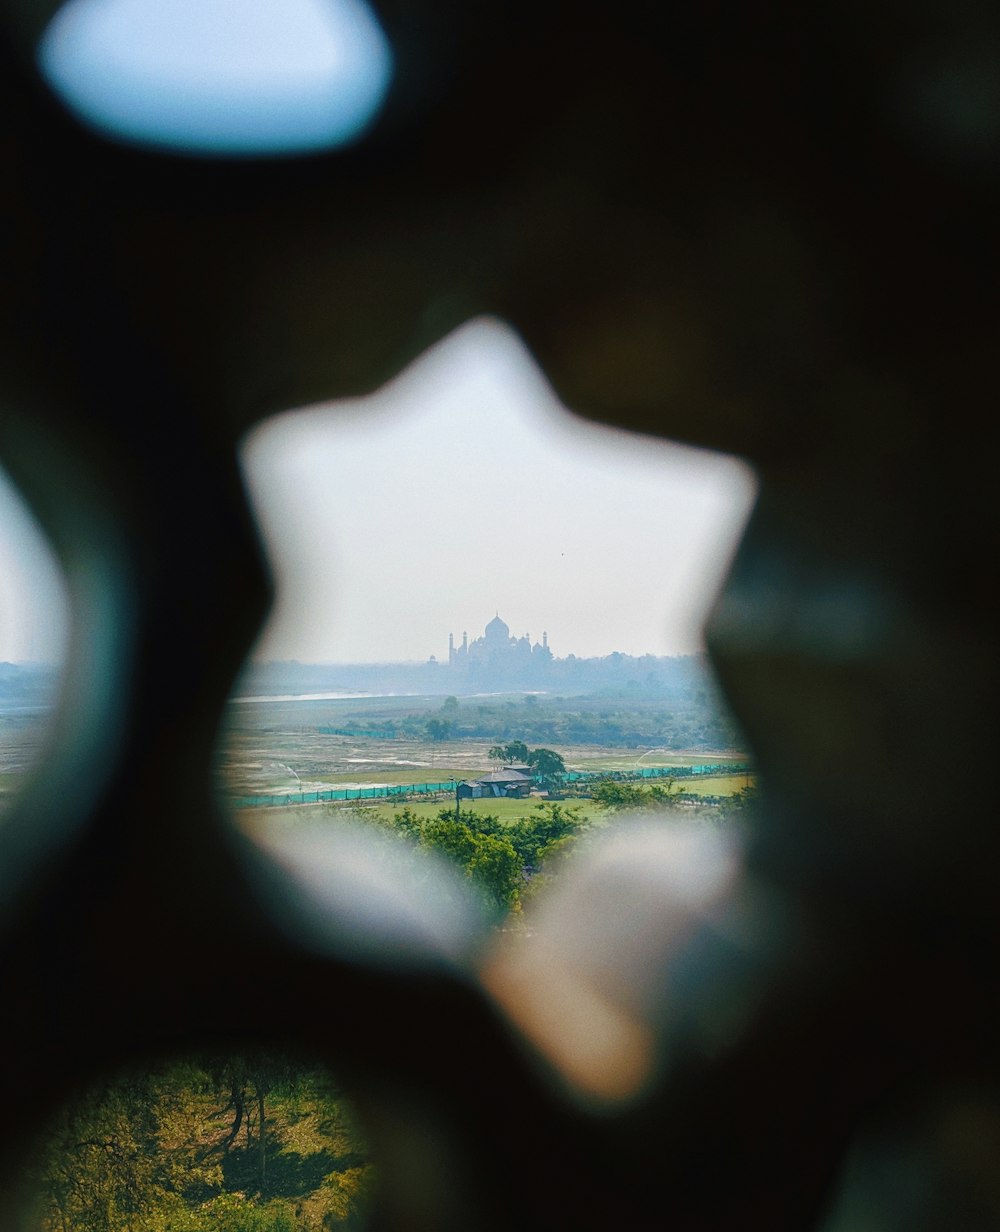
{"left": 525, "top": 748, "right": 566, "bottom": 780}
{"left": 354, "top": 801, "right": 592, "bottom": 916}
{"left": 488, "top": 741, "right": 528, "bottom": 765}
{"left": 420, "top": 817, "right": 523, "bottom": 912}
{"left": 505, "top": 802, "right": 586, "bottom": 870}
{"left": 713, "top": 783, "right": 759, "bottom": 822}
{"left": 25, "top": 1058, "right": 370, "bottom": 1232}
{"left": 487, "top": 743, "right": 565, "bottom": 782}
{"left": 424, "top": 718, "right": 451, "bottom": 742}
{"left": 589, "top": 777, "right": 687, "bottom": 812}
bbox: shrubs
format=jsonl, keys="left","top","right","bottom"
{"left": 359, "top": 803, "right": 590, "bottom": 917}
{"left": 26, "top": 1060, "right": 370, "bottom": 1232}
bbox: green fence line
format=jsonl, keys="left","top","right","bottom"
{"left": 231, "top": 781, "right": 457, "bottom": 808}
{"left": 563, "top": 764, "right": 746, "bottom": 782}
{"left": 231, "top": 762, "right": 751, "bottom": 809}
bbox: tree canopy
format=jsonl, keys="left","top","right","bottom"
{"left": 425, "top": 718, "right": 451, "bottom": 742}
{"left": 526, "top": 747, "right": 566, "bottom": 779}
{"left": 488, "top": 740, "right": 529, "bottom": 765}
{"left": 589, "top": 777, "right": 686, "bottom": 811}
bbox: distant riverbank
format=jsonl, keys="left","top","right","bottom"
{"left": 230, "top": 691, "right": 378, "bottom": 704}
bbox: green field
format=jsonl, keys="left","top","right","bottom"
{"left": 233, "top": 771, "right": 755, "bottom": 841}
{"left": 1, "top": 691, "right": 751, "bottom": 819}
{"left": 219, "top": 717, "right": 748, "bottom": 799}
{"left": 316, "top": 763, "right": 483, "bottom": 787}
{"left": 674, "top": 774, "right": 754, "bottom": 796}
{"left": 235, "top": 796, "right": 588, "bottom": 832}
{"left": 217, "top": 688, "right": 750, "bottom": 797}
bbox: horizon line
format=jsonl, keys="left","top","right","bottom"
{"left": 247, "top": 650, "right": 706, "bottom": 667}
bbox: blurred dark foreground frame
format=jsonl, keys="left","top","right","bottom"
{"left": 1, "top": 2, "right": 998, "bottom": 1228}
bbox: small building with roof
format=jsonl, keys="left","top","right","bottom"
{"left": 458, "top": 768, "right": 534, "bottom": 800}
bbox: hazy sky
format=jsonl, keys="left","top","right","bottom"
{"left": 0, "top": 467, "right": 69, "bottom": 664}
{"left": 242, "top": 318, "right": 757, "bottom": 664}
{"left": 0, "top": 319, "right": 756, "bottom": 667}
{"left": 0, "top": 318, "right": 754, "bottom": 669}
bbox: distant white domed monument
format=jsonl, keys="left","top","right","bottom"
{"left": 447, "top": 615, "right": 552, "bottom": 681}
{"left": 484, "top": 613, "right": 510, "bottom": 642}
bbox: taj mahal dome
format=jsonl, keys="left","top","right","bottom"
{"left": 446, "top": 614, "right": 553, "bottom": 678}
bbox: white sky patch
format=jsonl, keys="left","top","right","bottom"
{"left": 0, "top": 465, "right": 70, "bottom": 665}
{"left": 241, "top": 318, "right": 757, "bottom": 664}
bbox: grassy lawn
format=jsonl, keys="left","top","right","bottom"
{"left": 317, "top": 763, "right": 481, "bottom": 787}
{"left": 564, "top": 751, "right": 748, "bottom": 772}
{"left": 234, "top": 795, "right": 599, "bottom": 830}
{"left": 368, "top": 796, "right": 606, "bottom": 826}
{"left": 678, "top": 773, "right": 755, "bottom": 796}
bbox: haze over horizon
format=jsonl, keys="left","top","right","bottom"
{"left": 248, "top": 603, "right": 720, "bottom": 666}
{"left": 242, "top": 319, "right": 757, "bottom": 666}
{"left": 0, "top": 319, "right": 757, "bottom": 668}
{"left": 0, "top": 464, "right": 69, "bottom": 666}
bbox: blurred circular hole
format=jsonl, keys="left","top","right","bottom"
{"left": 16, "top": 1049, "right": 373, "bottom": 1231}
{"left": 219, "top": 319, "right": 757, "bottom": 924}
{"left": 37, "top": 0, "right": 394, "bottom": 157}
{"left": 0, "top": 462, "right": 70, "bottom": 823}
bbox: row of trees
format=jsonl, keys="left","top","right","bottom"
{"left": 240, "top": 653, "right": 719, "bottom": 700}
{"left": 375, "top": 686, "right": 745, "bottom": 753}
{"left": 588, "top": 777, "right": 758, "bottom": 820}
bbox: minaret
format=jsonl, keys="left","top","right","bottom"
{"left": 462, "top": 631, "right": 468, "bottom": 653}
{"left": 448, "top": 632, "right": 454, "bottom": 665}
{"left": 543, "top": 631, "right": 548, "bottom": 650}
